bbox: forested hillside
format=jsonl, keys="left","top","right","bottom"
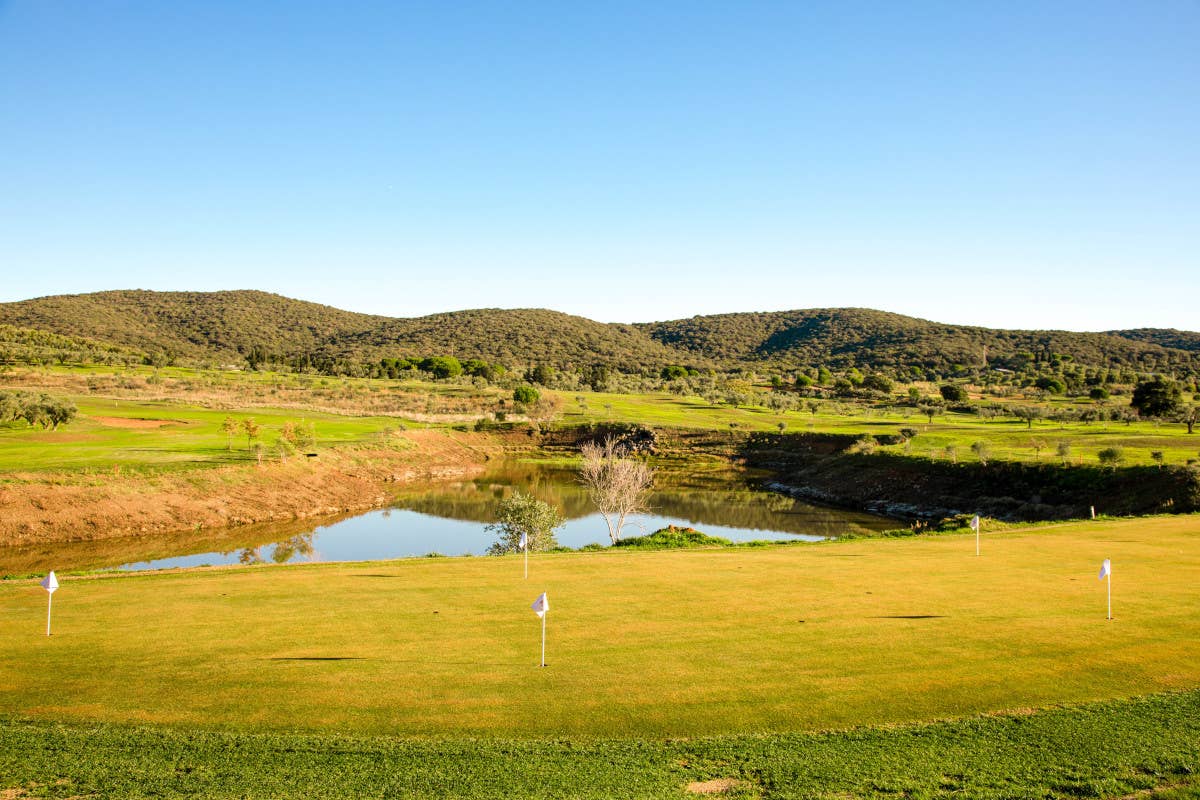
{"left": 1, "top": 290, "right": 1197, "bottom": 379}
{"left": 321, "top": 308, "right": 698, "bottom": 372}
{"left": 1109, "top": 328, "right": 1200, "bottom": 353}
{"left": 640, "top": 309, "right": 1200, "bottom": 375}
{"left": 0, "top": 290, "right": 384, "bottom": 362}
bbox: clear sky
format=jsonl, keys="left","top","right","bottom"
{"left": 1, "top": 1, "right": 1196, "bottom": 330}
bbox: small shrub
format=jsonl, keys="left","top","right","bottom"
{"left": 612, "top": 526, "right": 731, "bottom": 550}
{"left": 1097, "top": 447, "right": 1125, "bottom": 467}
{"left": 512, "top": 385, "right": 539, "bottom": 405}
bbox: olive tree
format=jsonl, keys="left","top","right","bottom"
{"left": 578, "top": 437, "right": 655, "bottom": 544}
{"left": 485, "top": 491, "right": 564, "bottom": 555}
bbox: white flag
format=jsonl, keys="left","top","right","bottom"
{"left": 970, "top": 515, "right": 980, "bottom": 532}
{"left": 518, "top": 533, "right": 528, "bottom": 551}
{"left": 531, "top": 592, "right": 549, "bottom": 618}
{"left": 40, "top": 571, "right": 59, "bottom": 594}
{"left": 1098, "top": 559, "right": 1111, "bottom": 580}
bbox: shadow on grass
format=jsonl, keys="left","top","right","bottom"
{"left": 267, "top": 656, "right": 533, "bottom": 667}
{"left": 871, "top": 615, "right": 946, "bottom": 619}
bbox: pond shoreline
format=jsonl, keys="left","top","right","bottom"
{"left": 0, "top": 429, "right": 491, "bottom": 549}
{"left": 5, "top": 423, "right": 1193, "bottom": 557}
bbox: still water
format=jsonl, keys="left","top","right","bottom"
{"left": 1, "top": 463, "right": 895, "bottom": 573}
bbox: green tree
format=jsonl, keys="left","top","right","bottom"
{"left": 513, "top": 385, "right": 540, "bottom": 405}
{"left": 1056, "top": 441, "right": 1072, "bottom": 464}
{"left": 661, "top": 365, "right": 688, "bottom": 381}
{"left": 1131, "top": 377, "right": 1182, "bottom": 418}
{"left": 1097, "top": 447, "right": 1125, "bottom": 467}
{"left": 939, "top": 384, "right": 967, "bottom": 403}
{"left": 1012, "top": 406, "right": 1046, "bottom": 429}
{"left": 862, "top": 374, "right": 894, "bottom": 393}
{"left": 970, "top": 440, "right": 992, "bottom": 465}
{"left": 421, "top": 356, "right": 462, "bottom": 380}
{"left": 526, "top": 364, "right": 555, "bottom": 386}
{"left": 1035, "top": 376, "right": 1067, "bottom": 395}
{"left": 1180, "top": 405, "right": 1197, "bottom": 435}
{"left": 917, "top": 399, "right": 945, "bottom": 424}
{"left": 485, "top": 491, "right": 564, "bottom": 555}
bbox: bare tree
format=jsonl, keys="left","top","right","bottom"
{"left": 578, "top": 437, "right": 655, "bottom": 544}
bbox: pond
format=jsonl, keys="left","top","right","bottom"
{"left": 0, "top": 462, "right": 896, "bottom": 574}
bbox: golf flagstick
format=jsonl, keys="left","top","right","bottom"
{"left": 1099, "top": 559, "right": 1112, "bottom": 620}
{"left": 531, "top": 592, "right": 549, "bottom": 666}
{"left": 40, "top": 571, "right": 59, "bottom": 636}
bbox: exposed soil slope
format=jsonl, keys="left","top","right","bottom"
{"left": 0, "top": 430, "right": 493, "bottom": 547}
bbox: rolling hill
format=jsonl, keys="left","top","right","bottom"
{"left": 638, "top": 308, "right": 1200, "bottom": 374}
{"left": 1, "top": 290, "right": 1197, "bottom": 377}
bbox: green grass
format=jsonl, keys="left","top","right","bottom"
{"left": 2, "top": 516, "right": 1197, "bottom": 738}
{"left": 0, "top": 396, "right": 403, "bottom": 473}
{"left": 560, "top": 389, "right": 1200, "bottom": 467}
{"left": 4, "top": 366, "right": 1197, "bottom": 473}
{"left": 2, "top": 691, "right": 1199, "bottom": 798}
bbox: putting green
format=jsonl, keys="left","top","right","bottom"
{"left": 2, "top": 516, "right": 1197, "bottom": 738}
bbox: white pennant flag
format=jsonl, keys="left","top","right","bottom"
{"left": 40, "top": 571, "right": 59, "bottom": 594}
{"left": 531, "top": 591, "right": 549, "bottom": 618}
{"left": 41, "top": 571, "right": 59, "bottom": 636}
{"left": 969, "top": 515, "right": 980, "bottom": 532}
{"left": 518, "top": 532, "right": 528, "bottom": 552}
{"left": 1098, "top": 559, "right": 1111, "bottom": 580}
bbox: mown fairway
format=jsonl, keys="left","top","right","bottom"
{"left": 2, "top": 516, "right": 1198, "bottom": 738}
{"left": 0, "top": 396, "right": 401, "bottom": 473}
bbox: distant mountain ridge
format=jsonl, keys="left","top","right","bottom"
{"left": 0, "top": 290, "right": 1197, "bottom": 376}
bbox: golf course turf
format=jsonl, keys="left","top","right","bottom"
{"left": 2, "top": 516, "right": 1198, "bottom": 797}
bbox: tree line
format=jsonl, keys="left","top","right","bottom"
{"left": 0, "top": 390, "right": 77, "bottom": 429}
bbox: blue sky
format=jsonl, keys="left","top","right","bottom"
{"left": 1, "top": 1, "right": 1196, "bottom": 330}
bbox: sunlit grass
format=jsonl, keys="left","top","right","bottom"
{"left": 2, "top": 515, "right": 1197, "bottom": 737}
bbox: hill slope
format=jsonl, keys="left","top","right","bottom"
{"left": 639, "top": 308, "right": 1200, "bottom": 374}
{"left": 0, "top": 290, "right": 385, "bottom": 361}
{"left": 1, "top": 290, "right": 1197, "bottom": 376}
{"left": 326, "top": 308, "right": 695, "bottom": 370}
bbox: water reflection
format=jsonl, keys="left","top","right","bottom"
{"left": 0, "top": 462, "right": 893, "bottom": 574}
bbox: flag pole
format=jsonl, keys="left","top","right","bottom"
{"left": 540, "top": 612, "right": 546, "bottom": 667}
{"left": 524, "top": 545, "right": 528, "bottom": 580}
{"left": 1107, "top": 571, "right": 1112, "bottom": 620}
{"left": 46, "top": 592, "right": 52, "bottom": 636}
{"left": 975, "top": 525, "right": 980, "bottom": 557}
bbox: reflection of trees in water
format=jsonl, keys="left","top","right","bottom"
{"left": 0, "top": 513, "right": 349, "bottom": 574}
{"left": 391, "top": 463, "right": 891, "bottom": 537}
{"left": 235, "top": 533, "right": 316, "bottom": 566}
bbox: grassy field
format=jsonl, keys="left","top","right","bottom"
{"left": 561, "top": 389, "right": 1200, "bottom": 467}
{"left": 3, "top": 691, "right": 1199, "bottom": 798}
{"left": 2, "top": 368, "right": 1198, "bottom": 475}
{"left": 0, "top": 396, "right": 403, "bottom": 474}
{"left": 2, "top": 516, "right": 1197, "bottom": 738}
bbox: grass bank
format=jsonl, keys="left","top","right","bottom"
{"left": 2, "top": 690, "right": 1198, "bottom": 798}
{"left": 0, "top": 428, "right": 494, "bottom": 547}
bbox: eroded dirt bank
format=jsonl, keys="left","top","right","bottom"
{"left": 0, "top": 430, "right": 498, "bottom": 547}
